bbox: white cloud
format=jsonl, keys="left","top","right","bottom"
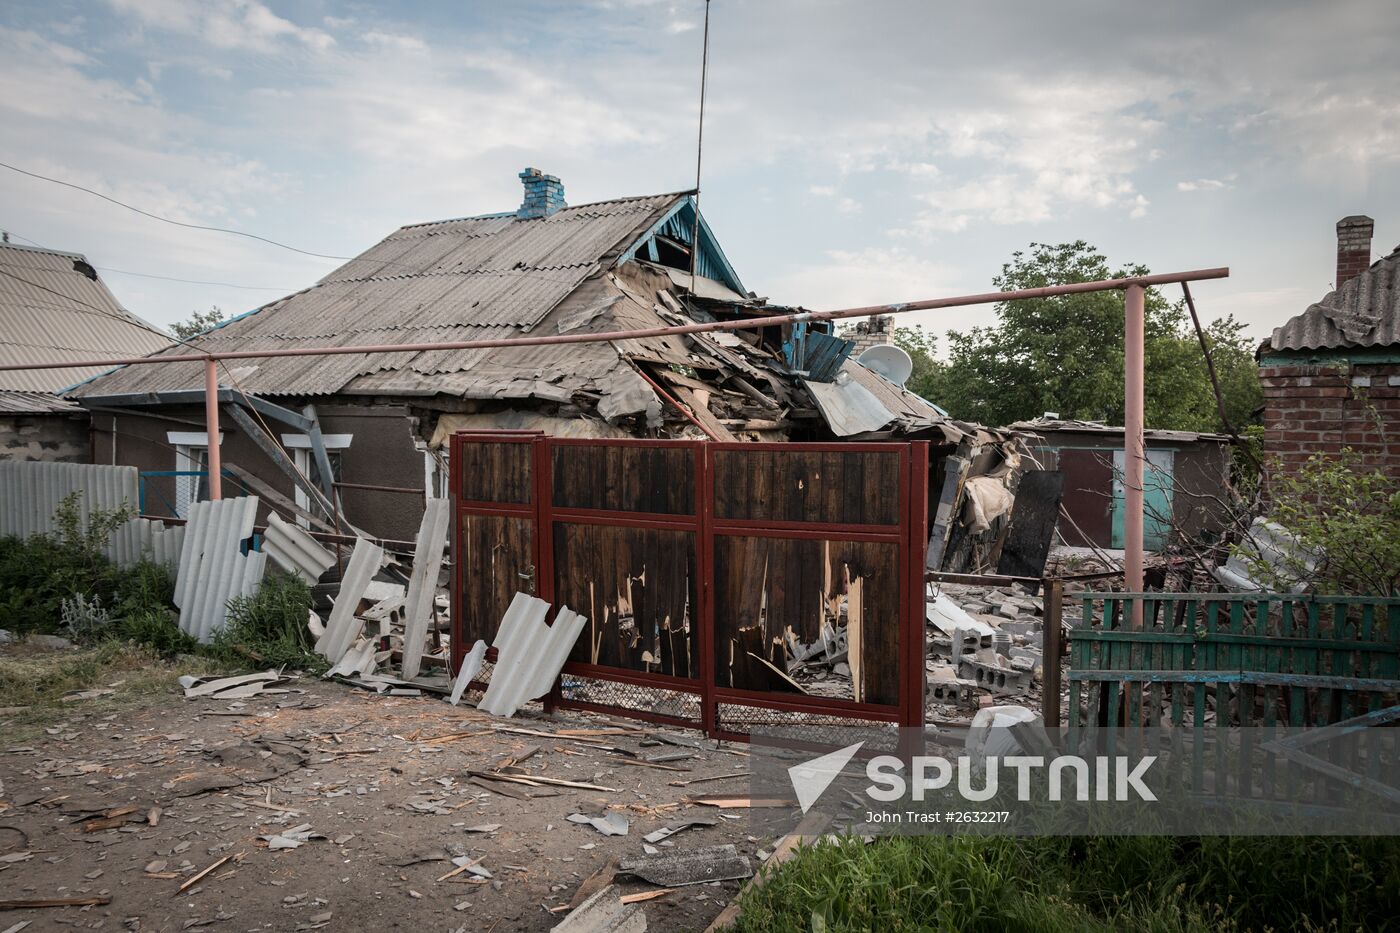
{"left": 104, "top": 0, "right": 335, "bottom": 52}
{"left": 362, "top": 30, "right": 426, "bottom": 52}
{"left": 760, "top": 247, "right": 965, "bottom": 313}
{"left": 1177, "top": 178, "right": 1231, "bottom": 192}
{"left": 808, "top": 185, "right": 836, "bottom": 196}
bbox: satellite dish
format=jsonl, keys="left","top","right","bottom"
{"left": 857, "top": 344, "right": 913, "bottom": 386}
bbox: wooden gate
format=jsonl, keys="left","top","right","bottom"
{"left": 450, "top": 433, "right": 929, "bottom": 740}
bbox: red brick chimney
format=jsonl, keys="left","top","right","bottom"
{"left": 1335, "top": 215, "right": 1374, "bottom": 288}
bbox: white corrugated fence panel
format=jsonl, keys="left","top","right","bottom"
{"left": 478, "top": 595, "right": 587, "bottom": 717}
{"left": 0, "top": 461, "right": 140, "bottom": 540}
{"left": 106, "top": 517, "right": 186, "bottom": 572}
{"left": 398, "top": 498, "right": 451, "bottom": 680}
{"left": 314, "top": 537, "right": 384, "bottom": 662}
{"left": 263, "top": 513, "right": 336, "bottom": 582}
{"left": 173, "top": 496, "right": 266, "bottom": 644}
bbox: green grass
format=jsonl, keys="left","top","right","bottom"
{"left": 729, "top": 834, "right": 1400, "bottom": 932}
{"left": 0, "top": 640, "right": 227, "bottom": 741}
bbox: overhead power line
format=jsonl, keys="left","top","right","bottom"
{"left": 0, "top": 159, "right": 354, "bottom": 262}
{"left": 95, "top": 267, "right": 293, "bottom": 291}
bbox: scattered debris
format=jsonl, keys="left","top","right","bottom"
{"left": 0, "top": 897, "right": 112, "bottom": 910}
{"left": 642, "top": 818, "right": 716, "bottom": 844}
{"left": 179, "top": 670, "right": 285, "bottom": 699}
{"left": 178, "top": 853, "right": 239, "bottom": 893}
{"left": 260, "top": 824, "right": 322, "bottom": 850}
{"left": 568, "top": 812, "right": 630, "bottom": 837}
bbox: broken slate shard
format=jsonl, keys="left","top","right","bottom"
{"left": 619, "top": 844, "right": 752, "bottom": 887}
{"left": 552, "top": 884, "right": 647, "bottom": 933}
{"left": 568, "top": 812, "right": 630, "bottom": 837}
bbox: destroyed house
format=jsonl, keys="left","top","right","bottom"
{"left": 69, "top": 169, "right": 1019, "bottom": 549}
{"left": 0, "top": 241, "right": 171, "bottom": 463}
{"left": 1258, "top": 215, "right": 1400, "bottom": 484}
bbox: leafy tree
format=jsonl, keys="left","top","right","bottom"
{"left": 924, "top": 242, "right": 1261, "bottom": 432}
{"left": 171, "top": 306, "right": 226, "bottom": 341}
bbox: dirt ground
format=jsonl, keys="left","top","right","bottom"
{"left": 0, "top": 660, "right": 765, "bottom": 932}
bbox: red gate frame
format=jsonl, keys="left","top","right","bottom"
{"left": 450, "top": 432, "right": 929, "bottom": 740}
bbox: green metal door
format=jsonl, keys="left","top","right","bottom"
{"left": 1110, "top": 448, "right": 1174, "bottom": 551}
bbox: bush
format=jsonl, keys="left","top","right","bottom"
{"left": 210, "top": 571, "right": 323, "bottom": 672}
{"left": 0, "top": 494, "right": 190, "bottom": 654}
{"left": 1259, "top": 448, "right": 1400, "bottom": 595}
{"left": 0, "top": 492, "right": 134, "bottom": 635}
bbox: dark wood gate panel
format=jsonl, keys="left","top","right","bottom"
{"left": 450, "top": 433, "right": 929, "bottom": 740}
{"left": 707, "top": 443, "right": 927, "bottom": 739}
{"left": 547, "top": 439, "right": 705, "bottom": 728}
{"left": 450, "top": 433, "right": 540, "bottom": 654}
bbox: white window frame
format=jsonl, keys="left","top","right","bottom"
{"left": 281, "top": 434, "right": 353, "bottom": 528}
{"left": 167, "top": 432, "right": 224, "bottom": 519}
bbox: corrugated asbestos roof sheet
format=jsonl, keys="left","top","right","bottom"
{"left": 72, "top": 193, "right": 685, "bottom": 400}
{"left": 0, "top": 243, "right": 172, "bottom": 392}
{"left": 0, "top": 389, "right": 83, "bottom": 414}
{"left": 1268, "top": 247, "right": 1400, "bottom": 352}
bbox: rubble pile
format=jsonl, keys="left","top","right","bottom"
{"left": 925, "top": 582, "right": 1050, "bottom": 720}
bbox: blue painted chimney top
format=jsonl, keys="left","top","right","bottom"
{"left": 517, "top": 167, "right": 566, "bottom": 219}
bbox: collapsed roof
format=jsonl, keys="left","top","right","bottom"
{"left": 69, "top": 177, "right": 988, "bottom": 444}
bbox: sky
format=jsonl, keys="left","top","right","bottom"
{"left": 1, "top": 0, "right": 1398, "bottom": 348}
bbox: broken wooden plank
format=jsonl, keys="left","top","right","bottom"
{"left": 466, "top": 770, "right": 617, "bottom": 792}
{"left": 178, "top": 854, "right": 235, "bottom": 893}
{"left": 0, "top": 896, "right": 112, "bottom": 910}
{"left": 667, "top": 772, "right": 749, "bottom": 788}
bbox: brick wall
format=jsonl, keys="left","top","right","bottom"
{"left": 847, "top": 314, "right": 894, "bottom": 356}
{"left": 1260, "top": 361, "right": 1400, "bottom": 482}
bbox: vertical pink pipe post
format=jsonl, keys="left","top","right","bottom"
{"left": 1123, "top": 284, "right": 1145, "bottom": 628}
{"left": 204, "top": 358, "right": 222, "bottom": 501}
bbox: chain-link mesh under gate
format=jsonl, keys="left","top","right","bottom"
{"left": 450, "top": 432, "right": 929, "bottom": 741}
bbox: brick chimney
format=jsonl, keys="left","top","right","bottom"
{"left": 1335, "top": 215, "right": 1374, "bottom": 288}
{"left": 517, "top": 167, "right": 566, "bottom": 219}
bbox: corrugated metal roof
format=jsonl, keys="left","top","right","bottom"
{"left": 72, "top": 194, "right": 684, "bottom": 400}
{"left": 1268, "top": 246, "right": 1400, "bottom": 352}
{"left": 0, "top": 243, "right": 172, "bottom": 392}
{"left": 1006, "top": 417, "right": 1232, "bottom": 444}
{"left": 0, "top": 389, "right": 82, "bottom": 414}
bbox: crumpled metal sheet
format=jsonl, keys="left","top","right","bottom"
{"left": 802, "top": 374, "right": 894, "bottom": 436}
